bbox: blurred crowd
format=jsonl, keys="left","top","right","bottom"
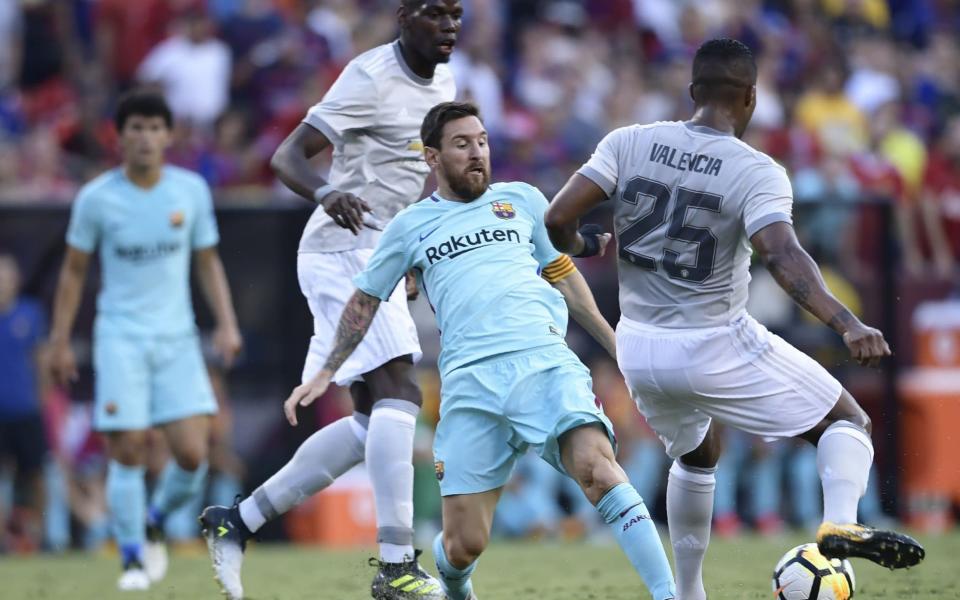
{"left": 1, "top": 0, "right": 959, "bottom": 276}
{"left": 3, "top": 0, "right": 960, "bottom": 553}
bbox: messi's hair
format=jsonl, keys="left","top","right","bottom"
{"left": 421, "top": 101, "right": 482, "bottom": 149}
{"left": 691, "top": 38, "right": 757, "bottom": 100}
{"left": 114, "top": 90, "right": 173, "bottom": 131}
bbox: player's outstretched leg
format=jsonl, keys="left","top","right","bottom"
{"left": 107, "top": 460, "right": 151, "bottom": 591}
{"left": 812, "top": 418, "right": 925, "bottom": 569}
{"left": 562, "top": 424, "right": 676, "bottom": 600}
{"left": 200, "top": 414, "right": 368, "bottom": 599}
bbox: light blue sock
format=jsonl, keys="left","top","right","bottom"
{"left": 149, "top": 460, "right": 208, "bottom": 524}
{"left": 106, "top": 461, "right": 146, "bottom": 567}
{"left": 596, "top": 483, "right": 676, "bottom": 600}
{"left": 433, "top": 531, "right": 477, "bottom": 600}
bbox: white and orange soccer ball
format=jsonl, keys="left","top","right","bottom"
{"left": 772, "top": 543, "right": 856, "bottom": 600}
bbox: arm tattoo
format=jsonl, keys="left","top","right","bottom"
{"left": 827, "top": 308, "right": 857, "bottom": 334}
{"left": 764, "top": 243, "right": 856, "bottom": 334}
{"left": 782, "top": 276, "right": 811, "bottom": 305}
{"left": 322, "top": 291, "right": 381, "bottom": 373}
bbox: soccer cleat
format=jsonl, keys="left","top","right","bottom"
{"left": 817, "top": 522, "right": 925, "bottom": 569}
{"left": 117, "top": 563, "right": 151, "bottom": 591}
{"left": 144, "top": 517, "right": 169, "bottom": 582}
{"left": 370, "top": 550, "right": 447, "bottom": 599}
{"left": 199, "top": 502, "right": 249, "bottom": 600}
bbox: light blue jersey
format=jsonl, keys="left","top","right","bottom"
{"left": 354, "top": 181, "right": 567, "bottom": 375}
{"left": 66, "top": 166, "right": 219, "bottom": 338}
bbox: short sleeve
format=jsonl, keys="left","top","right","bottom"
{"left": 302, "top": 63, "right": 378, "bottom": 147}
{"left": 66, "top": 189, "right": 100, "bottom": 252}
{"left": 353, "top": 216, "right": 413, "bottom": 301}
{"left": 742, "top": 164, "right": 794, "bottom": 238}
{"left": 577, "top": 128, "right": 623, "bottom": 197}
{"left": 526, "top": 186, "right": 563, "bottom": 268}
{"left": 191, "top": 180, "right": 220, "bottom": 249}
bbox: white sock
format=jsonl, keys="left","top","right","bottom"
{"left": 366, "top": 399, "right": 418, "bottom": 563}
{"left": 239, "top": 413, "right": 368, "bottom": 533}
{"left": 667, "top": 460, "right": 716, "bottom": 600}
{"left": 817, "top": 420, "right": 873, "bottom": 524}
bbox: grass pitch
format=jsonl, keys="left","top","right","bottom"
{"left": 2, "top": 532, "right": 956, "bottom": 600}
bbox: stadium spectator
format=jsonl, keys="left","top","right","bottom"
{"left": 94, "top": 0, "right": 178, "bottom": 91}
{"left": 916, "top": 115, "right": 960, "bottom": 279}
{"left": 794, "top": 59, "right": 869, "bottom": 158}
{"left": 0, "top": 253, "right": 49, "bottom": 553}
{"left": 137, "top": 9, "right": 232, "bottom": 129}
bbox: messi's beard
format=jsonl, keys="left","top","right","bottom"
{"left": 447, "top": 166, "right": 490, "bottom": 201}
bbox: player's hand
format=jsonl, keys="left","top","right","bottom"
{"left": 48, "top": 339, "right": 78, "bottom": 387}
{"left": 213, "top": 324, "right": 243, "bottom": 368}
{"left": 320, "top": 191, "right": 372, "bottom": 235}
{"left": 405, "top": 270, "right": 419, "bottom": 301}
{"left": 842, "top": 322, "right": 891, "bottom": 368}
{"left": 283, "top": 369, "right": 333, "bottom": 426}
{"left": 596, "top": 233, "right": 613, "bottom": 257}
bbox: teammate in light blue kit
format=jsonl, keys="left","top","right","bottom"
{"left": 285, "top": 102, "right": 676, "bottom": 600}
{"left": 48, "top": 91, "right": 242, "bottom": 591}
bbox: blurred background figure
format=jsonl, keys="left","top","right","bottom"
{"left": 0, "top": 253, "right": 48, "bottom": 554}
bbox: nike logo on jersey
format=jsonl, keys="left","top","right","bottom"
{"left": 419, "top": 225, "right": 442, "bottom": 241}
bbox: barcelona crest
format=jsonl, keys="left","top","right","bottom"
{"left": 491, "top": 201, "right": 515, "bottom": 220}
{"left": 434, "top": 461, "right": 445, "bottom": 481}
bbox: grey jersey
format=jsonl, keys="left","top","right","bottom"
{"left": 578, "top": 121, "right": 793, "bottom": 328}
{"left": 299, "top": 41, "right": 456, "bottom": 253}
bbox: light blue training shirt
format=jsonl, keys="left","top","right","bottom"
{"left": 354, "top": 181, "right": 569, "bottom": 375}
{"left": 66, "top": 166, "right": 219, "bottom": 338}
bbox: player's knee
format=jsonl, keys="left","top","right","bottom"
{"left": 827, "top": 390, "right": 872, "bottom": 435}
{"left": 567, "top": 445, "right": 625, "bottom": 504}
{"left": 855, "top": 412, "right": 872, "bottom": 435}
{"left": 107, "top": 431, "right": 148, "bottom": 466}
{"left": 174, "top": 449, "right": 206, "bottom": 471}
{"left": 580, "top": 456, "right": 626, "bottom": 505}
{"left": 444, "top": 529, "right": 487, "bottom": 567}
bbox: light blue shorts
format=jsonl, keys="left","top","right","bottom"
{"left": 433, "top": 345, "right": 616, "bottom": 496}
{"left": 93, "top": 333, "right": 217, "bottom": 431}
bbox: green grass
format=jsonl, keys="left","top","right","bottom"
{"left": 2, "top": 532, "right": 956, "bottom": 599}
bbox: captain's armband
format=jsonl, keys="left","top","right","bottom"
{"left": 541, "top": 255, "right": 577, "bottom": 283}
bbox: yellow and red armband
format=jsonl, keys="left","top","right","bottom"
{"left": 541, "top": 254, "right": 577, "bottom": 283}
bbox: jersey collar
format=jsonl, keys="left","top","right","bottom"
{"left": 683, "top": 122, "right": 734, "bottom": 137}
{"left": 393, "top": 40, "right": 434, "bottom": 86}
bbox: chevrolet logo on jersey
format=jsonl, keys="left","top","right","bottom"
{"left": 491, "top": 201, "right": 515, "bottom": 219}
{"left": 424, "top": 228, "right": 522, "bottom": 264}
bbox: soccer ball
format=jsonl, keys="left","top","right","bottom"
{"left": 772, "top": 543, "right": 856, "bottom": 600}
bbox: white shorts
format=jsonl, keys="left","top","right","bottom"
{"left": 616, "top": 314, "right": 841, "bottom": 459}
{"left": 298, "top": 250, "right": 421, "bottom": 386}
